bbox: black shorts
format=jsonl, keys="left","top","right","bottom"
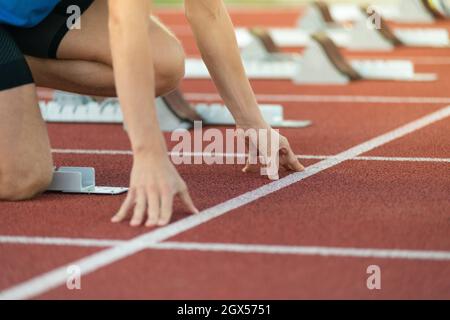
{"left": 0, "top": 0, "right": 94, "bottom": 91}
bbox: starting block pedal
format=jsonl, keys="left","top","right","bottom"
{"left": 298, "top": 1, "right": 341, "bottom": 32}
{"left": 41, "top": 90, "right": 310, "bottom": 129}
{"left": 345, "top": 6, "right": 402, "bottom": 51}
{"left": 187, "top": 30, "right": 437, "bottom": 84}
{"left": 48, "top": 167, "right": 128, "bottom": 195}
{"left": 240, "top": 27, "right": 284, "bottom": 60}
{"left": 294, "top": 32, "right": 437, "bottom": 84}
{"left": 156, "top": 89, "right": 204, "bottom": 132}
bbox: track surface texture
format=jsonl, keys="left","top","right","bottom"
{"left": 0, "top": 7, "right": 449, "bottom": 300}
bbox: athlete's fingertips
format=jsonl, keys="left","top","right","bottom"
{"left": 287, "top": 150, "right": 304, "bottom": 171}
{"left": 180, "top": 190, "right": 198, "bottom": 214}
{"left": 112, "top": 191, "right": 135, "bottom": 222}
{"left": 146, "top": 193, "right": 160, "bottom": 227}
{"left": 111, "top": 201, "right": 131, "bottom": 223}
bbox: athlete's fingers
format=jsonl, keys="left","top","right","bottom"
{"left": 242, "top": 151, "right": 260, "bottom": 173}
{"left": 130, "top": 188, "right": 147, "bottom": 227}
{"left": 265, "top": 157, "right": 280, "bottom": 180}
{"left": 158, "top": 192, "right": 174, "bottom": 226}
{"left": 179, "top": 188, "right": 199, "bottom": 215}
{"left": 145, "top": 191, "right": 160, "bottom": 227}
{"left": 111, "top": 188, "right": 136, "bottom": 223}
{"left": 284, "top": 148, "right": 305, "bottom": 172}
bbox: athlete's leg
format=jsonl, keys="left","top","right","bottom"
{"left": 0, "top": 84, "right": 53, "bottom": 200}
{"left": 28, "top": 0, "right": 185, "bottom": 97}
{"left": 0, "top": 24, "right": 53, "bottom": 201}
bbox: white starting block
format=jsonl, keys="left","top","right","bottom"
{"left": 41, "top": 90, "right": 311, "bottom": 129}
{"left": 298, "top": 0, "right": 343, "bottom": 32}
{"left": 48, "top": 167, "right": 128, "bottom": 195}
{"left": 196, "top": 103, "right": 311, "bottom": 128}
{"left": 236, "top": 3, "right": 450, "bottom": 51}
{"left": 302, "top": 0, "right": 445, "bottom": 24}
{"left": 186, "top": 32, "right": 437, "bottom": 84}
{"left": 385, "top": 0, "right": 444, "bottom": 24}
{"left": 346, "top": 19, "right": 449, "bottom": 51}
{"left": 248, "top": 24, "right": 450, "bottom": 51}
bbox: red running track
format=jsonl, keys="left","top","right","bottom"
{"left": 0, "top": 7, "right": 449, "bottom": 300}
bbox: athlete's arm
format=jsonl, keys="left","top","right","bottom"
{"left": 185, "top": 0, "right": 304, "bottom": 178}
{"left": 108, "top": 0, "right": 198, "bottom": 227}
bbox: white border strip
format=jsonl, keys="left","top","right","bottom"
{"left": 0, "top": 236, "right": 122, "bottom": 248}
{"left": 52, "top": 149, "right": 450, "bottom": 164}
{"left": 152, "top": 242, "right": 450, "bottom": 261}
{"left": 2, "top": 105, "right": 450, "bottom": 300}
{"left": 1, "top": 236, "right": 449, "bottom": 261}
{"left": 185, "top": 93, "right": 450, "bottom": 105}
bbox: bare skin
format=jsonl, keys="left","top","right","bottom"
{"left": 28, "top": 1, "right": 185, "bottom": 97}
{"left": 0, "top": 84, "right": 53, "bottom": 200}
{"left": 0, "top": 1, "right": 186, "bottom": 201}
{"left": 111, "top": 0, "right": 304, "bottom": 227}
{"left": 0, "top": 0, "right": 304, "bottom": 227}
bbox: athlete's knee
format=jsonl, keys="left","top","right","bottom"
{"left": 0, "top": 161, "right": 53, "bottom": 201}
{"left": 155, "top": 36, "right": 186, "bottom": 96}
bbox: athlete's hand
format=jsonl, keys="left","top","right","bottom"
{"left": 239, "top": 123, "right": 305, "bottom": 180}
{"left": 112, "top": 152, "right": 199, "bottom": 227}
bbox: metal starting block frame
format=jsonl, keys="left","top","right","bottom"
{"left": 41, "top": 91, "right": 311, "bottom": 130}
{"left": 247, "top": 24, "right": 450, "bottom": 51}
{"left": 48, "top": 167, "right": 128, "bottom": 195}
{"left": 196, "top": 103, "right": 311, "bottom": 128}
{"left": 186, "top": 34, "right": 437, "bottom": 84}
{"left": 300, "top": 0, "right": 438, "bottom": 25}
{"left": 235, "top": 2, "right": 449, "bottom": 51}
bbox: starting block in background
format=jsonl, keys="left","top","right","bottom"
{"left": 298, "top": 0, "right": 343, "bottom": 32}
{"left": 195, "top": 103, "right": 311, "bottom": 128}
{"left": 237, "top": 3, "right": 449, "bottom": 50}
{"left": 46, "top": 90, "right": 197, "bottom": 131}
{"left": 41, "top": 90, "right": 311, "bottom": 129}
{"left": 343, "top": 6, "right": 449, "bottom": 50}
{"left": 301, "top": 0, "right": 445, "bottom": 25}
{"left": 48, "top": 167, "right": 128, "bottom": 195}
{"left": 391, "top": 0, "right": 446, "bottom": 23}
{"left": 186, "top": 31, "right": 437, "bottom": 84}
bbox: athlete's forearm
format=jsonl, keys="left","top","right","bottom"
{"left": 108, "top": 0, "right": 166, "bottom": 156}
{"left": 185, "top": 0, "right": 266, "bottom": 128}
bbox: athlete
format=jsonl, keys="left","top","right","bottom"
{"left": 0, "top": 0, "right": 304, "bottom": 227}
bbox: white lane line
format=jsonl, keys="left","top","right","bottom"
{"left": 53, "top": 149, "right": 133, "bottom": 156}
{"left": 185, "top": 93, "right": 450, "bottom": 105}
{"left": 2, "top": 236, "right": 449, "bottom": 261}
{"left": 0, "top": 236, "right": 122, "bottom": 248}
{"left": 52, "top": 149, "right": 450, "bottom": 164}
{"left": 351, "top": 156, "right": 450, "bottom": 163}
{"left": 152, "top": 242, "right": 450, "bottom": 261}
{"left": 2, "top": 106, "right": 450, "bottom": 300}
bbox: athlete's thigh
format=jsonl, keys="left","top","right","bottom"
{"left": 57, "top": 0, "right": 181, "bottom": 65}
